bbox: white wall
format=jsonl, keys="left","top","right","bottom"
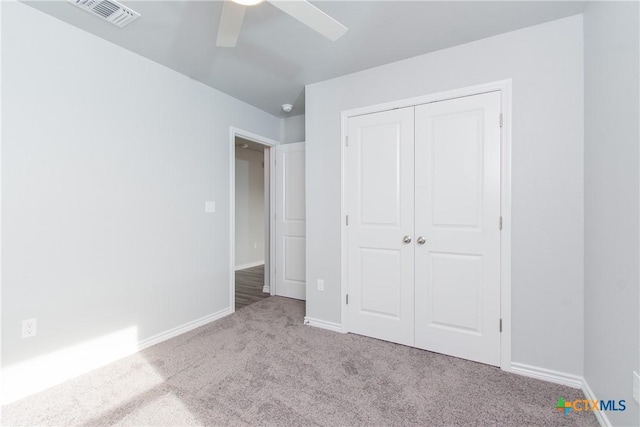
{"left": 281, "top": 114, "right": 305, "bottom": 144}
{"left": 584, "top": 2, "right": 639, "bottom": 425}
{"left": 306, "top": 16, "right": 584, "bottom": 375}
{"left": 235, "top": 146, "right": 265, "bottom": 269}
{"left": 1, "top": 2, "right": 280, "bottom": 402}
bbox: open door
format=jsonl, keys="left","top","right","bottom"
{"left": 274, "top": 142, "right": 306, "bottom": 300}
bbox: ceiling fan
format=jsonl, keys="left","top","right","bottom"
{"left": 216, "top": 0, "right": 348, "bottom": 47}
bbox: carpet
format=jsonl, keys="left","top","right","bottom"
{"left": 2, "top": 297, "right": 597, "bottom": 426}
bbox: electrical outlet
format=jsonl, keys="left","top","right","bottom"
{"left": 22, "top": 318, "right": 37, "bottom": 338}
{"left": 317, "top": 279, "right": 325, "bottom": 291}
{"left": 205, "top": 201, "right": 216, "bottom": 213}
{"left": 633, "top": 371, "right": 640, "bottom": 404}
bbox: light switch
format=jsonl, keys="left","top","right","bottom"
{"left": 205, "top": 201, "right": 216, "bottom": 213}
{"left": 317, "top": 279, "right": 325, "bottom": 291}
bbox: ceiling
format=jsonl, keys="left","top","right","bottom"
{"left": 25, "top": 1, "right": 585, "bottom": 117}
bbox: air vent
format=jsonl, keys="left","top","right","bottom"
{"left": 68, "top": 0, "right": 140, "bottom": 28}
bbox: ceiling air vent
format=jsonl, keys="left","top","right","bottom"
{"left": 68, "top": 0, "right": 140, "bottom": 28}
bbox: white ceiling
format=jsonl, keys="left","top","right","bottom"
{"left": 25, "top": 1, "right": 585, "bottom": 117}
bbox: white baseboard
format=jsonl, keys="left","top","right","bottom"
{"left": 303, "top": 316, "right": 345, "bottom": 333}
{"left": 1, "top": 306, "right": 233, "bottom": 405}
{"left": 136, "top": 307, "right": 233, "bottom": 351}
{"left": 235, "top": 261, "right": 265, "bottom": 271}
{"left": 510, "top": 362, "right": 583, "bottom": 389}
{"left": 582, "top": 378, "right": 611, "bottom": 427}
{"left": 500, "top": 363, "right": 616, "bottom": 427}
{"left": 262, "top": 285, "right": 270, "bottom": 293}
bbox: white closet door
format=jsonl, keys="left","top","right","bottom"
{"left": 414, "top": 92, "right": 502, "bottom": 366}
{"left": 346, "top": 108, "right": 415, "bottom": 346}
{"left": 275, "top": 142, "right": 306, "bottom": 300}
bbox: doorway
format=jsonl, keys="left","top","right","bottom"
{"left": 230, "top": 128, "right": 308, "bottom": 312}
{"left": 231, "top": 129, "right": 276, "bottom": 311}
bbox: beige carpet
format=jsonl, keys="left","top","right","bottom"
{"left": 2, "top": 297, "right": 596, "bottom": 426}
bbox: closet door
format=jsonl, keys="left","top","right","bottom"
{"left": 414, "top": 92, "right": 502, "bottom": 366}
{"left": 346, "top": 108, "right": 415, "bottom": 346}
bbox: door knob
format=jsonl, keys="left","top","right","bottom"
{"left": 417, "top": 236, "right": 426, "bottom": 245}
{"left": 402, "top": 235, "right": 412, "bottom": 244}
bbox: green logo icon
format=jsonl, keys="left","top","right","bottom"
{"left": 556, "top": 397, "right": 572, "bottom": 415}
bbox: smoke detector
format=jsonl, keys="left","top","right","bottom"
{"left": 281, "top": 104, "right": 293, "bottom": 113}
{"left": 68, "top": 0, "right": 140, "bottom": 28}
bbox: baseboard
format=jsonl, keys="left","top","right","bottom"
{"left": 510, "top": 362, "right": 583, "bottom": 389}
{"left": 582, "top": 378, "right": 612, "bottom": 427}
{"left": 235, "top": 261, "right": 265, "bottom": 271}
{"left": 510, "top": 364, "right": 611, "bottom": 426}
{"left": 262, "top": 285, "right": 270, "bottom": 293}
{"left": 136, "top": 307, "right": 233, "bottom": 352}
{"left": 1, "top": 306, "right": 233, "bottom": 405}
{"left": 303, "top": 316, "right": 345, "bottom": 333}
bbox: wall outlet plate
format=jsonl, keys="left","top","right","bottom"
{"left": 205, "top": 201, "right": 216, "bottom": 213}
{"left": 633, "top": 371, "right": 640, "bottom": 404}
{"left": 317, "top": 279, "right": 325, "bottom": 291}
{"left": 22, "top": 318, "right": 37, "bottom": 338}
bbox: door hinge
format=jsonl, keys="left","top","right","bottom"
{"left": 499, "top": 216, "right": 503, "bottom": 230}
{"left": 346, "top": 215, "right": 349, "bottom": 226}
{"left": 346, "top": 294, "right": 349, "bottom": 305}
{"left": 345, "top": 136, "right": 349, "bottom": 147}
{"left": 500, "top": 318, "right": 503, "bottom": 332}
{"left": 499, "top": 113, "right": 503, "bottom": 128}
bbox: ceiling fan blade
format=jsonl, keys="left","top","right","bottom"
{"left": 268, "top": 0, "right": 348, "bottom": 41}
{"left": 216, "top": 0, "right": 247, "bottom": 47}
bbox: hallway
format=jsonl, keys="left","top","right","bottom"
{"left": 235, "top": 265, "right": 269, "bottom": 310}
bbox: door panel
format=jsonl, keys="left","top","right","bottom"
{"left": 347, "top": 108, "right": 415, "bottom": 346}
{"left": 360, "top": 124, "right": 402, "bottom": 226}
{"left": 429, "top": 252, "right": 482, "bottom": 332}
{"left": 414, "top": 91, "right": 501, "bottom": 366}
{"left": 284, "top": 154, "right": 305, "bottom": 221}
{"left": 284, "top": 236, "right": 305, "bottom": 282}
{"left": 275, "top": 142, "right": 306, "bottom": 300}
{"left": 360, "top": 248, "right": 402, "bottom": 317}
{"left": 431, "top": 110, "right": 483, "bottom": 228}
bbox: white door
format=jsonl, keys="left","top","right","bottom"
{"left": 345, "top": 92, "right": 502, "bottom": 366}
{"left": 275, "top": 142, "right": 306, "bottom": 300}
{"left": 346, "top": 108, "right": 415, "bottom": 346}
{"left": 414, "top": 91, "right": 502, "bottom": 366}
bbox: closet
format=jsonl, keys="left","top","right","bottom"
{"left": 345, "top": 91, "right": 502, "bottom": 366}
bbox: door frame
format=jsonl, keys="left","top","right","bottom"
{"left": 229, "top": 127, "right": 278, "bottom": 312}
{"left": 339, "top": 80, "right": 513, "bottom": 371}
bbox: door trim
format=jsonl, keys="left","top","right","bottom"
{"left": 340, "top": 80, "right": 513, "bottom": 371}
{"left": 229, "top": 127, "right": 278, "bottom": 312}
